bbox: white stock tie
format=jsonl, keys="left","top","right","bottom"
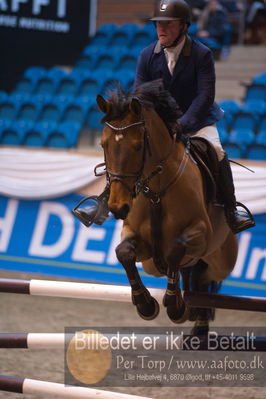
{"left": 167, "top": 52, "right": 176, "bottom": 76}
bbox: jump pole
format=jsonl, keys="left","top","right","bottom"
{"left": 1, "top": 278, "right": 266, "bottom": 312}
{"left": 1, "top": 333, "right": 266, "bottom": 351}
{"left": 0, "top": 375, "right": 154, "bottom": 399}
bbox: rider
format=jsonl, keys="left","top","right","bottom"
{"left": 134, "top": 0, "right": 255, "bottom": 234}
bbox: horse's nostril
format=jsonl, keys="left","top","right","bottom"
{"left": 119, "top": 204, "right": 130, "bottom": 219}
{"left": 111, "top": 204, "right": 130, "bottom": 220}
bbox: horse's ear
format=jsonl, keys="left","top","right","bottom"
{"left": 97, "top": 94, "right": 111, "bottom": 114}
{"left": 130, "top": 98, "right": 142, "bottom": 117}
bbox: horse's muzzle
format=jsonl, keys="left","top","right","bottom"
{"left": 110, "top": 204, "right": 130, "bottom": 220}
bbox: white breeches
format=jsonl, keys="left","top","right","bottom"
{"left": 193, "top": 124, "right": 225, "bottom": 161}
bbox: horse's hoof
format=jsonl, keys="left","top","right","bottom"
{"left": 167, "top": 301, "right": 189, "bottom": 324}
{"left": 136, "top": 297, "right": 160, "bottom": 321}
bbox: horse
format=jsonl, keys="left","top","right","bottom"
{"left": 95, "top": 80, "right": 238, "bottom": 332}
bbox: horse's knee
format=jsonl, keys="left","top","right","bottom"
{"left": 116, "top": 239, "right": 136, "bottom": 264}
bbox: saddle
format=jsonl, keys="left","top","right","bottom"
{"left": 187, "top": 136, "right": 220, "bottom": 204}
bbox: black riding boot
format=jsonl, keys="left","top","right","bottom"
{"left": 219, "top": 156, "right": 255, "bottom": 234}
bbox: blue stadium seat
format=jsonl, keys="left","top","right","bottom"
{"left": 35, "top": 120, "right": 58, "bottom": 136}
{"left": 109, "top": 28, "right": 132, "bottom": 47}
{"left": 34, "top": 75, "right": 60, "bottom": 95}
{"left": 23, "top": 127, "right": 47, "bottom": 147}
{"left": 87, "top": 105, "right": 103, "bottom": 131}
{"left": 78, "top": 73, "right": 104, "bottom": 97}
{"left": 117, "top": 54, "right": 137, "bottom": 72}
{"left": 30, "top": 93, "right": 53, "bottom": 106}
{"left": 230, "top": 128, "right": 255, "bottom": 145}
{"left": 188, "top": 22, "right": 198, "bottom": 36}
{"left": 97, "top": 23, "right": 118, "bottom": 35}
{"left": 57, "top": 121, "right": 82, "bottom": 147}
{"left": 246, "top": 144, "right": 266, "bottom": 160}
{"left": 218, "top": 99, "right": 241, "bottom": 116}
{"left": 241, "top": 100, "right": 266, "bottom": 120}
{"left": 217, "top": 117, "right": 229, "bottom": 131}
{"left": 121, "top": 23, "right": 140, "bottom": 35}
{"left": 231, "top": 112, "right": 257, "bottom": 132}
{"left": 95, "top": 53, "right": 116, "bottom": 71}
{"left": 89, "top": 31, "right": 109, "bottom": 47}
{"left": 56, "top": 73, "right": 82, "bottom": 96}
{"left": 1, "top": 125, "right": 22, "bottom": 145}
{"left": 244, "top": 84, "right": 266, "bottom": 103}
{"left": 16, "top": 100, "right": 40, "bottom": 121}
{"left": 0, "top": 99, "right": 19, "bottom": 120}
{"left": 257, "top": 115, "right": 266, "bottom": 134}
{"left": 0, "top": 118, "right": 12, "bottom": 131}
{"left": 223, "top": 142, "right": 243, "bottom": 159}
{"left": 255, "top": 130, "right": 266, "bottom": 145}
{"left": 12, "top": 119, "right": 35, "bottom": 136}
{"left": 24, "top": 66, "right": 46, "bottom": 80}
{"left": 142, "top": 22, "right": 156, "bottom": 37}
{"left": 252, "top": 73, "right": 266, "bottom": 86}
{"left": 16, "top": 66, "right": 46, "bottom": 94}
{"left": 45, "top": 121, "right": 81, "bottom": 148}
{"left": 14, "top": 75, "right": 38, "bottom": 94}
{"left": 52, "top": 94, "right": 75, "bottom": 108}
{"left": 9, "top": 92, "right": 31, "bottom": 107}
{"left": 38, "top": 101, "right": 64, "bottom": 122}
{"left": 0, "top": 91, "right": 8, "bottom": 103}
{"left": 130, "top": 29, "right": 153, "bottom": 48}
{"left": 112, "top": 70, "right": 135, "bottom": 90}
{"left": 47, "top": 67, "right": 66, "bottom": 81}
{"left": 217, "top": 127, "right": 229, "bottom": 143}
{"left": 63, "top": 101, "right": 89, "bottom": 124}
{"left": 75, "top": 56, "right": 95, "bottom": 70}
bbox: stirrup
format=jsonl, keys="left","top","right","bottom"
{"left": 72, "top": 187, "right": 110, "bottom": 228}
{"left": 228, "top": 201, "right": 256, "bottom": 234}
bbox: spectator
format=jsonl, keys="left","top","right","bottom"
{"left": 197, "top": 0, "right": 228, "bottom": 44}
{"left": 245, "top": 0, "right": 266, "bottom": 44}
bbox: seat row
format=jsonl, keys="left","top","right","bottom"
{"left": 0, "top": 120, "right": 81, "bottom": 148}
{"left": 89, "top": 22, "right": 157, "bottom": 49}
{"left": 0, "top": 95, "right": 103, "bottom": 127}
{"left": 9, "top": 69, "right": 135, "bottom": 97}
{"left": 223, "top": 142, "right": 266, "bottom": 161}
{"left": 217, "top": 110, "right": 266, "bottom": 134}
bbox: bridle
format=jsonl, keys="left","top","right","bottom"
{"left": 99, "top": 119, "right": 151, "bottom": 196}
{"left": 95, "top": 117, "right": 189, "bottom": 203}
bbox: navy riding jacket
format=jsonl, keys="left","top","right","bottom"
{"left": 134, "top": 35, "right": 224, "bottom": 135}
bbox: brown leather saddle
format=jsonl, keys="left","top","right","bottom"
{"left": 187, "top": 136, "right": 221, "bottom": 205}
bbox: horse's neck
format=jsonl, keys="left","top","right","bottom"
{"left": 145, "top": 110, "right": 175, "bottom": 165}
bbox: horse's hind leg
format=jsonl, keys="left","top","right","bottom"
{"left": 163, "top": 238, "right": 189, "bottom": 324}
{"left": 190, "top": 260, "right": 219, "bottom": 336}
{"left": 116, "top": 238, "right": 159, "bottom": 320}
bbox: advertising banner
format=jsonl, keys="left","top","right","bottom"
{"left": 0, "top": 0, "right": 93, "bottom": 89}
{"left": 0, "top": 194, "right": 265, "bottom": 298}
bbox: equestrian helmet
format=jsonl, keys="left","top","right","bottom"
{"left": 150, "top": 0, "right": 191, "bottom": 25}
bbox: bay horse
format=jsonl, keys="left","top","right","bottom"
{"left": 96, "top": 80, "right": 238, "bottom": 331}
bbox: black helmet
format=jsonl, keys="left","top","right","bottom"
{"left": 150, "top": 0, "right": 191, "bottom": 25}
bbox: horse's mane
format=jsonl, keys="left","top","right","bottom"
{"left": 102, "top": 79, "right": 182, "bottom": 135}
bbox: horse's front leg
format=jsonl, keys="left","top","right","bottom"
{"left": 163, "top": 238, "right": 189, "bottom": 323}
{"left": 116, "top": 238, "right": 159, "bottom": 320}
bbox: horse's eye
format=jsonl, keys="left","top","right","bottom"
{"left": 135, "top": 143, "right": 142, "bottom": 152}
